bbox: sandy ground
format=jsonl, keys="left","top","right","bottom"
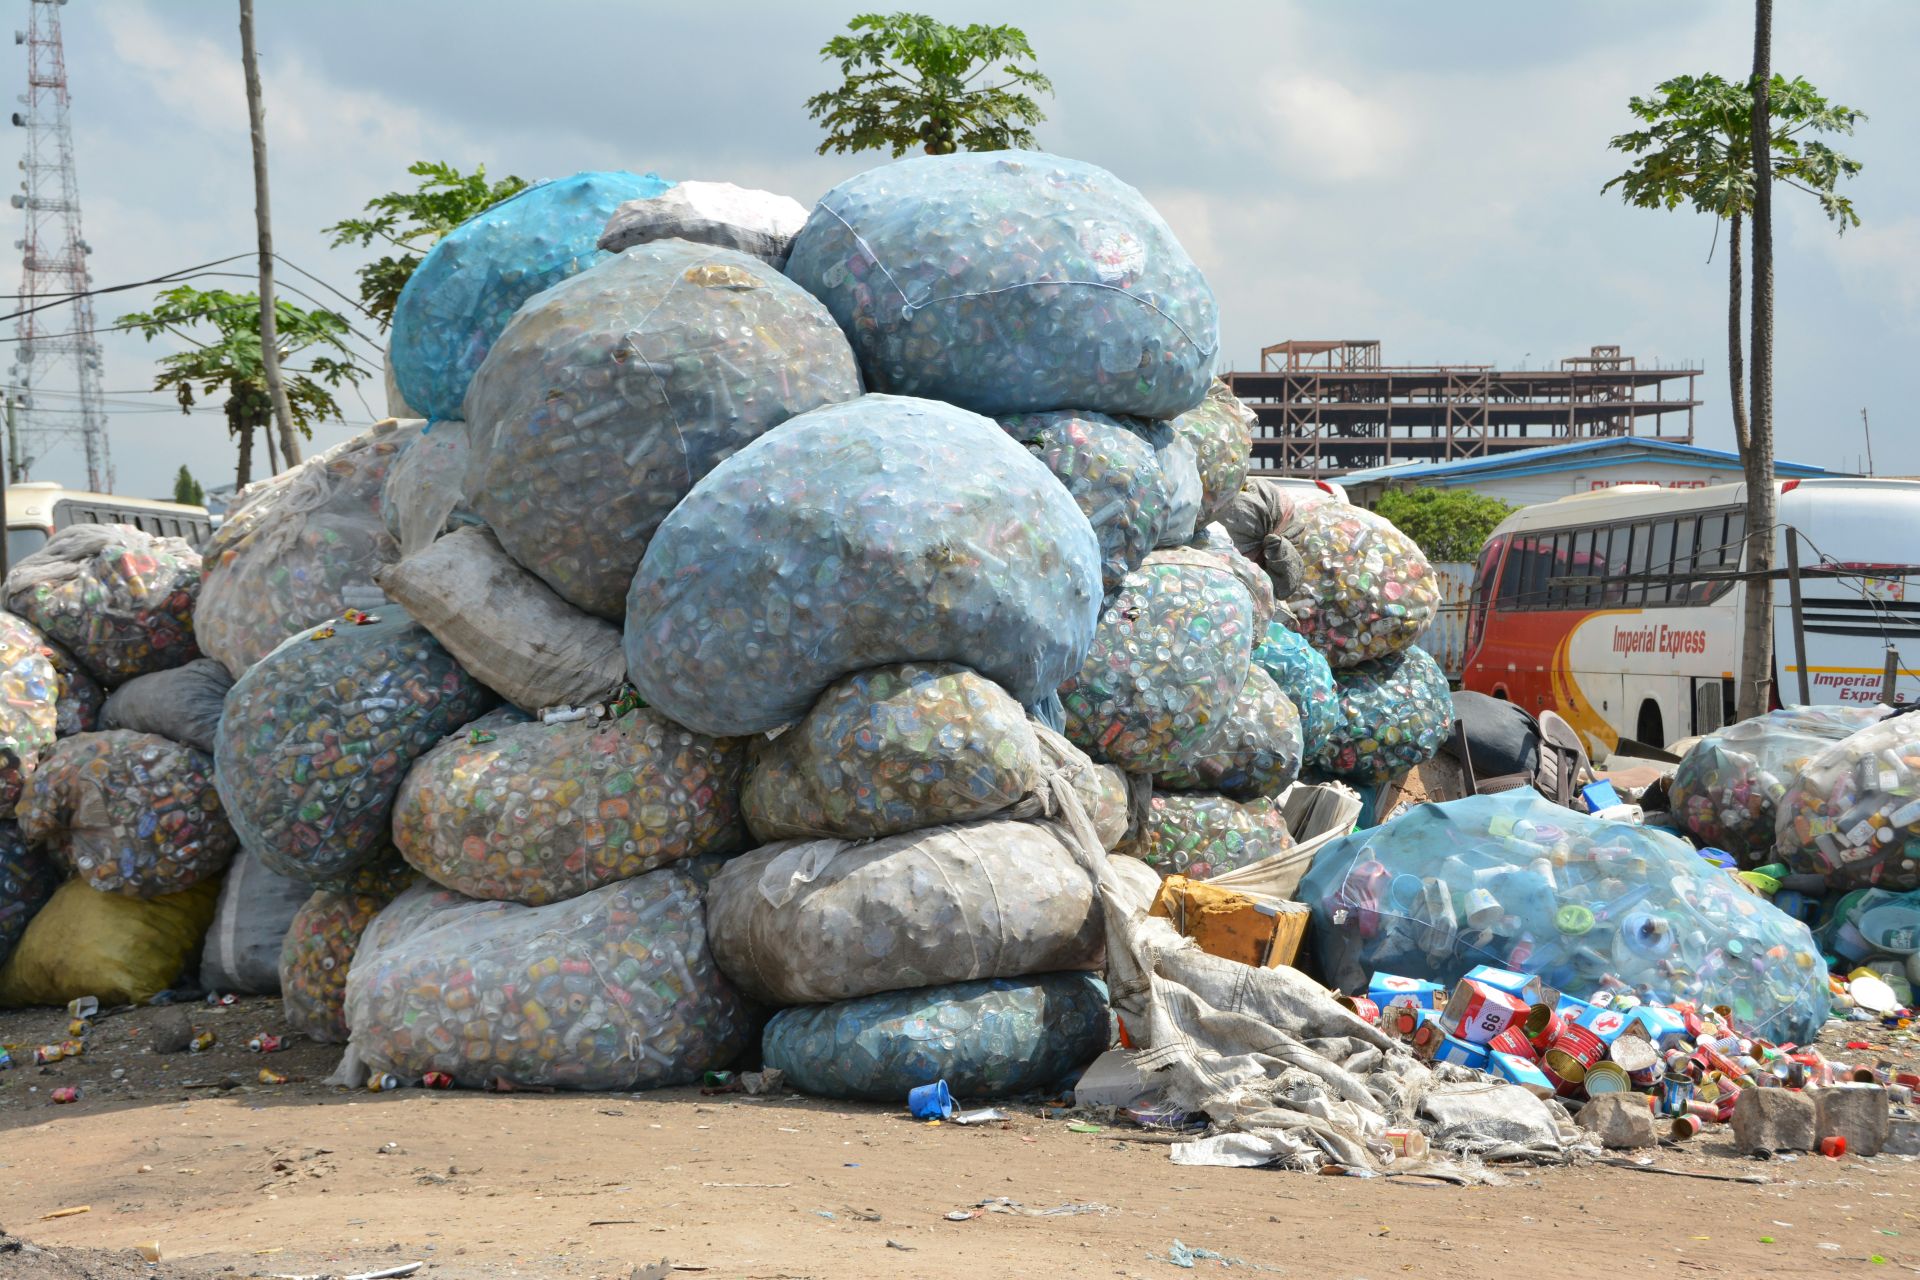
{"left": 4, "top": 998, "right": 1919, "bottom": 1280}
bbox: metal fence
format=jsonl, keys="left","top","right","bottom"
{"left": 1423, "top": 561, "right": 1475, "bottom": 683}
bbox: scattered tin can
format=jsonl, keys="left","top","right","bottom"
{"left": 1336, "top": 995, "right": 1381, "bottom": 1025}
{"left": 1489, "top": 1050, "right": 1555, "bottom": 1098}
{"left": 1608, "top": 1033, "right": 1665, "bottom": 1088}
{"left": 188, "top": 1030, "right": 216, "bottom": 1053}
{"left": 1659, "top": 1074, "right": 1696, "bottom": 1116}
{"left": 257, "top": 1068, "right": 289, "bottom": 1085}
{"left": 367, "top": 1073, "right": 402, "bottom": 1092}
{"left": 1668, "top": 1114, "right": 1700, "bottom": 1141}
{"left": 1542, "top": 1022, "right": 1607, "bottom": 1085}
{"left": 66, "top": 1018, "right": 90, "bottom": 1038}
{"left": 1820, "top": 1135, "right": 1848, "bottom": 1157}
{"left": 1524, "top": 1003, "right": 1564, "bottom": 1053}
{"left": 1433, "top": 1035, "right": 1491, "bottom": 1070}
{"left": 50, "top": 1086, "right": 79, "bottom": 1103}
{"left": 1381, "top": 1127, "right": 1429, "bottom": 1159}
{"left": 1443, "top": 980, "right": 1529, "bottom": 1046}
{"left": 247, "top": 1033, "right": 285, "bottom": 1054}
{"left": 423, "top": 1071, "right": 455, "bottom": 1089}
{"left": 1489, "top": 1025, "right": 1537, "bottom": 1060}
{"left": 32, "top": 1043, "right": 66, "bottom": 1065}
{"left": 1583, "top": 1061, "right": 1632, "bottom": 1095}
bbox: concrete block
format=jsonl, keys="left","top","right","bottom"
{"left": 1072, "top": 1049, "right": 1158, "bottom": 1110}
{"left": 1885, "top": 1109, "right": 1920, "bottom": 1157}
{"left": 1813, "top": 1083, "right": 1891, "bottom": 1157}
{"left": 1575, "top": 1094, "right": 1655, "bottom": 1150}
{"left": 1731, "top": 1086, "right": 1816, "bottom": 1155}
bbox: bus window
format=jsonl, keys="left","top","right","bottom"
{"left": 1694, "top": 510, "right": 1746, "bottom": 602}
{"left": 1544, "top": 532, "right": 1572, "bottom": 609}
{"left": 1624, "top": 522, "right": 1651, "bottom": 605}
{"left": 1646, "top": 520, "right": 1675, "bottom": 605}
{"left": 1499, "top": 535, "right": 1536, "bottom": 608}
{"left": 1598, "top": 526, "right": 1627, "bottom": 604}
{"left": 1669, "top": 516, "right": 1699, "bottom": 603}
{"left": 1465, "top": 534, "right": 1504, "bottom": 656}
{"left": 6, "top": 526, "right": 48, "bottom": 562}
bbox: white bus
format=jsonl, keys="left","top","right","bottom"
{"left": 5, "top": 482, "right": 214, "bottom": 565}
{"left": 1459, "top": 477, "right": 1920, "bottom": 757}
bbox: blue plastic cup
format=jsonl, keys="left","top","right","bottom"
{"left": 908, "top": 1079, "right": 954, "bottom": 1119}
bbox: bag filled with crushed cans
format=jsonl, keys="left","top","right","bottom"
{"left": 3, "top": 524, "right": 201, "bottom": 684}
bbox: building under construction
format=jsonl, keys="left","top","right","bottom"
{"left": 1224, "top": 341, "right": 1701, "bottom": 479}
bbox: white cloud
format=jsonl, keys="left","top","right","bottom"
{"left": 1259, "top": 75, "right": 1410, "bottom": 183}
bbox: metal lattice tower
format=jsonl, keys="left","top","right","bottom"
{"left": 9, "top": 0, "right": 108, "bottom": 491}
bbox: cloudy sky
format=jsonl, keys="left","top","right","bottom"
{"left": 12, "top": 0, "right": 1917, "bottom": 497}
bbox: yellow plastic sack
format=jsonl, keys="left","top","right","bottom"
{"left": 0, "top": 875, "right": 220, "bottom": 1006}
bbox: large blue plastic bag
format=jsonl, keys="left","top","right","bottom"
{"left": 1671, "top": 705, "right": 1884, "bottom": 862}
{"left": 1314, "top": 645, "right": 1453, "bottom": 785}
{"left": 785, "top": 151, "right": 1218, "bottom": 419}
{"left": 463, "top": 240, "right": 862, "bottom": 618}
{"left": 1059, "top": 559, "right": 1254, "bottom": 774}
{"left": 1156, "top": 666, "right": 1303, "bottom": 801}
{"left": 1253, "top": 621, "right": 1339, "bottom": 758}
{"left": 626, "top": 394, "right": 1102, "bottom": 737}
{"left": 1001, "top": 411, "right": 1169, "bottom": 590}
{"left": 762, "top": 972, "right": 1110, "bottom": 1103}
{"left": 1296, "top": 791, "right": 1830, "bottom": 1045}
{"left": 215, "top": 610, "right": 496, "bottom": 885}
{"left": 390, "top": 170, "right": 673, "bottom": 420}
{"left": 196, "top": 420, "right": 422, "bottom": 675}
{"left": 345, "top": 868, "right": 751, "bottom": 1090}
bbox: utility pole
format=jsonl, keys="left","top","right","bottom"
{"left": 238, "top": 0, "right": 300, "bottom": 471}
{"left": 1, "top": 391, "right": 10, "bottom": 579}
{"left": 1862, "top": 408, "right": 1875, "bottom": 476}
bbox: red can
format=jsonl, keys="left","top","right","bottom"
{"left": 1541, "top": 1023, "right": 1606, "bottom": 1085}
{"left": 1524, "top": 1003, "right": 1563, "bottom": 1053}
{"left": 1337, "top": 996, "right": 1381, "bottom": 1025}
{"left": 248, "top": 1034, "right": 285, "bottom": 1054}
{"left": 423, "top": 1071, "right": 455, "bottom": 1089}
{"left": 1490, "top": 1026, "right": 1538, "bottom": 1060}
{"left": 50, "top": 1086, "right": 79, "bottom": 1104}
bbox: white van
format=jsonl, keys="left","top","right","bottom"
{"left": 6, "top": 482, "right": 214, "bottom": 565}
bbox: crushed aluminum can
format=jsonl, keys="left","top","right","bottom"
{"left": 257, "top": 1068, "right": 290, "bottom": 1085}
{"left": 33, "top": 1043, "right": 67, "bottom": 1065}
{"left": 66, "top": 1018, "right": 90, "bottom": 1038}
{"left": 367, "top": 1073, "right": 402, "bottom": 1092}
{"left": 189, "top": 1030, "right": 216, "bottom": 1053}
{"left": 50, "top": 1085, "right": 79, "bottom": 1103}
{"left": 422, "top": 1071, "right": 455, "bottom": 1089}
{"left": 66, "top": 996, "right": 98, "bottom": 1019}
{"left": 248, "top": 1033, "right": 285, "bottom": 1054}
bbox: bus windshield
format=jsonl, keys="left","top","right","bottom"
{"left": 6, "top": 526, "right": 48, "bottom": 564}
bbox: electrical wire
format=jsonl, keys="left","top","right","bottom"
{"left": 0, "top": 253, "right": 256, "bottom": 320}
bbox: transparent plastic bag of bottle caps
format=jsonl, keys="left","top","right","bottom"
{"left": 1314, "top": 645, "right": 1454, "bottom": 785}
{"left": 0, "top": 612, "right": 59, "bottom": 818}
{"left": 1157, "top": 666, "right": 1303, "bottom": 801}
{"left": 379, "top": 419, "right": 480, "bottom": 559}
{"left": 463, "top": 239, "right": 862, "bottom": 618}
{"left": 706, "top": 817, "right": 1104, "bottom": 1006}
{"left": 761, "top": 971, "right": 1111, "bottom": 1103}
{"left": 1120, "top": 791, "right": 1294, "bottom": 880}
{"left": 1297, "top": 791, "right": 1832, "bottom": 1045}
{"left": 3, "top": 523, "right": 201, "bottom": 685}
{"left": 1141, "top": 422, "right": 1202, "bottom": 548}
{"left": 215, "top": 609, "right": 497, "bottom": 885}
{"left": 19, "top": 730, "right": 236, "bottom": 899}
{"left": 1778, "top": 711, "right": 1920, "bottom": 892}
{"left": 279, "top": 856, "right": 417, "bottom": 1043}
{"left": 626, "top": 394, "right": 1102, "bottom": 737}
{"left": 98, "top": 658, "right": 234, "bottom": 757}
{"left": 345, "top": 867, "right": 752, "bottom": 1091}
{"left": 393, "top": 706, "right": 748, "bottom": 906}
{"left": 1000, "top": 411, "right": 1169, "bottom": 590}
{"left": 785, "top": 150, "right": 1219, "bottom": 419}
{"left": 196, "top": 419, "right": 424, "bottom": 674}
{"left": 1282, "top": 501, "right": 1440, "bottom": 669}
{"left": 1672, "top": 705, "right": 1886, "bottom": 863}
{"left": 0, "top": 819, "right": 58, "bottom": 968}
{"left": 1253, "top": 621, "right": 1339, "bottom": 759}
{"left": 38, "top": 636, "right": 102, "bottom": 738}
{"left": 741, "top": 661, "right": 1041, "bottom": 843}
{"left": 1060, "top": 560, "right": 1254, "bottom": 775}
{"left": 1159, "top": 530, "right": 1275, "bottom": 633}
{"left": 1171, "top": 379, "right": 1255, "bottom": 527}
{"left": 390, "top": 170, "right": 674, "bottom": 420}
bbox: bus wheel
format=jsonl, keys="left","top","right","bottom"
{"left": 1636, "top": 699, "right": 1664, "bottom": 750}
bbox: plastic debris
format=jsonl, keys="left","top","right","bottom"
{"left": 195, "top": 419, "right": 423, "bottom": 674}
{"left": 1060, "top": 558, "right": 1255, "bottom": 774}
{"left": 1281, "top": 501, "right": 1440, "bottom": 669}
{"left": 1170, "top": 380, "right": 1255, "bottom": 527}
{"left": 786, "top": 150, "right": 1218, "bottom": 419}
{"left": 1671, "top": 706, "right": 1886, "bottom": 861}
{"left": 19, "top": 730, "right": 235, "bottom": 899}
{"left": 379, "top": 418, "right": 477, "bottom": 559}
{"left": 1122, "top": 792, "right": 1295, "bottom": 880}
{"left": 393, "top": 706, "right": 748, "bottom": 905}
{"left": 462, "top": 237, "right": 861, "bottom": 618}
{"left": 345, "top": 868, "right": 751, "bottom": 1091}
{"left": 1000, "top": 411, "right": 1172, "bottom": 589}
{"left": 761, "top": 972, "right": 1110, "bottom": 1102}
{"left": 390, "top": 169, "right": 674, "bottom": 420}
{"left": 626, "top": 394, "right": 1102, "bottom": 736}
{"left": 215, "top": 609, "right": 496, "bottom": 884}
{"left": 1779, "top": 712, "right": 1920, "bottom": 892}
{"left": 3, "top": 524, "right": 201, "bottom": 685}
{"left": 597, "top": 179, "right": 808, "bottom": 267}
{"left": 1314, "top": 645, "right": 1454, "bottom": 785}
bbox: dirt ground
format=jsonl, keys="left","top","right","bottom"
{"left": 4, "top": 998, "right": 1919, "bottom": 1280}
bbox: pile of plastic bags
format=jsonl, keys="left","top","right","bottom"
{"left": 1779, "top": 711, "right": 1920, "bottom": 893}
{"left": 1672, "top": 705, "right": 1886, "bottom": 862}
